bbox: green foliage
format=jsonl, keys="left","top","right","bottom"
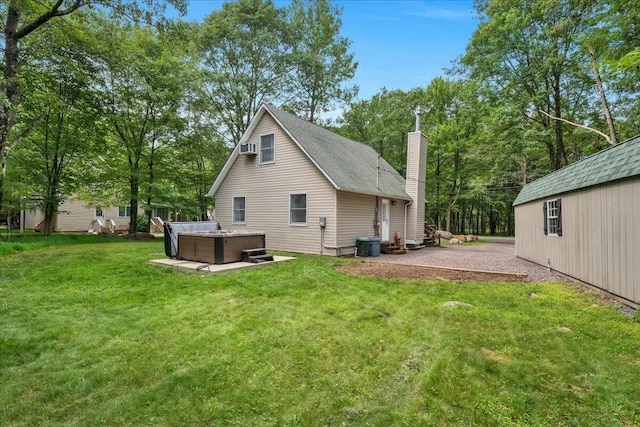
{"left": 1, "top": 237, "right": 639, "bottom": 425}
{"left": 135, "top": 215, "right": 149, "bottom": 233}
{"left": 198, "top": 0, "right": 290, "bottom": 144}
{"left": 286, "top": 0, "right": 358, "bottom": 123}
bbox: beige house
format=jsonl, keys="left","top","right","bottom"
{"left": 207, "top": 104, "right": 428, "bottom": 256}
{"left": 23, "top": 196, "right": 170, "bottom": 232}
{"left": 513, "top": 134, "right": 640, "bottom": 307}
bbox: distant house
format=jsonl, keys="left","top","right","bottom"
{"left": 207, "top": 103, "right": 429, "bottom": 256}
{"left": 513, "top": 135, "right": 640, "bottom": 306}
{"left": 22, "top": 196, "right": 170, "bottom": 233}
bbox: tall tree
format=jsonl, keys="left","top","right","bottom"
{"left": 461, "top": 0, "right": 599, "bottom": 171}
{"left": 93, "top": 20, "right": 188, "bottom": 233}
{"left": 286, "top": 0, "right": 358, "bottom": 123}
{"left": 199, "top": 0, "right": 290, "bottom": 145}
{"left": 0, "top": 0, "right": 187, "bottom": 222}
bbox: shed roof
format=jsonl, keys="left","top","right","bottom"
{"left": 207, "top": 104, "right": 410, "bottom": 200}
{"left": 513, "top": 134, "right": 640, "bottom": 206}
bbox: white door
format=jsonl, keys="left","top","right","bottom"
{"left": 381, "top": 199, "right": 390, "bottom": 241}
{"left": 94, "top": 207, "right": 105, "bottom": 225}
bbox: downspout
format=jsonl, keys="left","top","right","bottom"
{"left": 403, "top": 198, "right": 412, "bottom": 250}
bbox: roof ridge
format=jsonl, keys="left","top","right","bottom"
{"left": 263, "top": 103, "right": 410, "bottom": 200}
{"left": 535, "top": 133, "right": 640, "bottom": 179}
{"left": 513, "top": 133, "right": 640, "bottom": 206}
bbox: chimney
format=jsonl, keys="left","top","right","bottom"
{"left": 405, "top": 107, "right": 427, "bottom": 245}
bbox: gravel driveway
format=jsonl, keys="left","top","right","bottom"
{"left": 368, "top": 241, "right": 571, "bottom": 283}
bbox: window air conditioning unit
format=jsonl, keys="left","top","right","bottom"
{"left": 239, "top": 143, "right": 257, "bottom": 155}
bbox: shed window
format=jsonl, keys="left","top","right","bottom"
{"left": 95, "top": 207, "right": 104, "bottom": 218}
{"left": 290, "top": 194, "right": 307, "bottom": 225}
{"left": 260, "top": 134, "right": 275, "bottom": 164}
{"left": 543, "top": 198, "right": 562, "bottom": 236}
{"left": 233, "top": 196, "right": 246, "bottom": 224}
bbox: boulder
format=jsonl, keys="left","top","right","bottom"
{"left": 449, "top": 238, "right": 461, "bottom": 244}
{"left": 436, "top": 230, "right": 454, "bottom": 240}
{"left": 443, "top": 301, "right": 474, "bottom": 308}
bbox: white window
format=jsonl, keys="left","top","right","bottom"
{"left": 118, "top": 206, "right": 131, "bottom": 217}
{"left": 233, "top": 196, "right": 246, "bottom": 224}
{"left": 544, "top": 198, "right": 562, "bottom": 236}
{"left": 290, "top": 194, "right": 307, "bottom": 225}
{"left": 260, "top": 134, "right": 275, "bottom": 164}
{"left": 95, "top": 207, "right": 104, "bottom": 218}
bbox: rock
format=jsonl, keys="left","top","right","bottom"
{"left": 529, "top": 293, "right": 538, "bottom": 298}
{"left": 557, "top": 326, "right": 572, "bottom": 333}
{"left": 443, "top": 301, "right": 474, "bottom": 308}
{"left": 436, "top": 230, "right": 454, "bottom": 239}
{"left": 466, "top": 235, "right": 478, "bottom": 241}
{"left": 449, "top": 238, "right": 461, "bottom": 244}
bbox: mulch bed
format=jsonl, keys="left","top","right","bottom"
{"left": 336, "top": 261, "right": 526, "bottom": 282}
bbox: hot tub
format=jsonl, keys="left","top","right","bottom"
{"left": 176, "top": 231, "right": 266, "bottom": 264}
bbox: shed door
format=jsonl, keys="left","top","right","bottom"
{"left": 381, "top": 199, "right": 390, "bottom": 242}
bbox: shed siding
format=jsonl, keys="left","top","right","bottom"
{"left": 214, "top": 113, "right": 337, "bottom": 255}
{"left": 515, "top": 177, "right": 640, "bottom": 304}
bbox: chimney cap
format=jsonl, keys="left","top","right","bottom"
{"left": 413, "top": 106, "right": 426, "bottom": 132}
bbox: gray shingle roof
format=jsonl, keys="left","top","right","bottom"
{"left": 265, "top": 104, "right": 410, "bottom": 199}
{"left": 513, "top": 134, "right": 640, "bottom": 206}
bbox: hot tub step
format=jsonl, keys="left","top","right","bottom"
{"left": 247, "top": 254, "right": 274, "bottom": 263}
{"left": 242, "top": 248, "right": 272, "bottom": 262}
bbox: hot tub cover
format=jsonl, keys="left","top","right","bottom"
{"left": 163, "top": 221, "right": 221, "bottom": 258}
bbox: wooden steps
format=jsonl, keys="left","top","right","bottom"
{"left": 423, "top": 223, "right": 441, "bottom": 247}
{"left": 380, "top": 241, "right": 406, "bottom": 255}
{"left": 242, "top": 248, "right": 274, "bottom": 263}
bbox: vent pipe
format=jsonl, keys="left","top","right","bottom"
{"left": 413, "top": 106, "right": 425, "bottom": 132}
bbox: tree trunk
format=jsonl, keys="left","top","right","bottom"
{"left": 0, "top": 4, "right": 21, "bottom": 215}
{"left": 589, "top": 48, "right": 617, "bottom": 145}
{"left": 553, "top": 74, "right": 567, "bottom": 170}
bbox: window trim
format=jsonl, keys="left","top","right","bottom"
{"left": 289, "top": 193, "right": 307, "bottom": 226}
{"left": 259, "top": 133, "right": 275, "bottom": 165}
{"left": 232, "top": 196, "right": 246, "bottom": 225}
{"left": 154, "top": 207, "right": 169, "bottom": 221}
{"left": 118, "top": 205, "right": 131, "bottom": 218}
{"left": 544, "top": 198, "right": 562, "bottom": 237}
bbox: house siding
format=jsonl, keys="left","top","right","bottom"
{"left": 335, "top": 191, "right": 407, "bottom": 248}
{"left": 23, "top": 198, "right": 132, "bottom": 232}
{"left": 405, "top": 131, "right": 427, "bottom": 242}
{"left": 515, "top": 177, "right": 640, "bottom": 305}
{"left": 214, "top": 114, "right": 337, "bottom": 255}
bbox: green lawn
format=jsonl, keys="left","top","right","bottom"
{"left": 1, "top": 235, "right": 639, "bottom": 426}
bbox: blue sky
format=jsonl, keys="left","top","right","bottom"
{"left": 177, "top": 0, "right": 478, "bottom": 100}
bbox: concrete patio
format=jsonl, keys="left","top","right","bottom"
{"left": 150, "top": 255, "right": 295, "bottom": 273}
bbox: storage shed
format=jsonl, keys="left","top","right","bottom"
{"left": 513, "top": 134, "right": 640, "bottom": 307}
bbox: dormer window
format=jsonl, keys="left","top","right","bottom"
{"left": 260, "top": 134, "right": 275, "bottom": 164}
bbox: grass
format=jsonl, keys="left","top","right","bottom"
{"left": 1, "top": 235, "right": 639, "bottom": 426}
